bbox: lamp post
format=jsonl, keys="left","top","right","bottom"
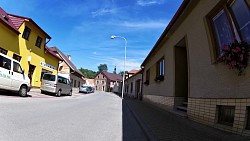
{"left": 111, "top": 35, "right": 127, "bottom": 99}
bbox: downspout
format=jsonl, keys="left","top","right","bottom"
{"left": 140, "top": 66, "right": 144, "bottom": 101}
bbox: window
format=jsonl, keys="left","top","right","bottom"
{"left": 217, "top": 105, "right": 235, "bottom": 126}
{"left": 74, "top": 80, "right": 76, "bottom": 87}
{"left": 35, "top": 36, "right": 43, "bottom": 47}
{"left": 102, "top": 81, "right": 104, "bottom": 84}
{"left": 57, "top": 76, "right": 68, "bottom": 84}
{"left": 22, "top": 26, "right": 31, "bottom": 40}
{"left": 144, "top": 69, "right": 150, "bottom": 85}
{"left": 156, "top": 58, "right": 164, "bottom": 80}
{"left": 40, "top": 69, "right": 51, "bottom": 80}
{"left": 13, "top": 54, "right": 21, "bottom": 62}
{"left": 43, "top": 74, "right": 55, "bottom": 81}
{"left": 246, "top": 107, "right": 250, "bottom": 129}
{"left": 96, "top": 80, "right": 99, "bottom": 84}
{"left": 78, "top": 81, "right": 80, "bottom": 87}
{"left": 0, "top": 47, "right": 7, "bottom": 55}
{"left": 13, "top": 62, "right": 23, "bottom": 73}
{"left": 0, "top": 56, "right": 11, "bottom": 70}
{"left": 207, "top": 0, "right": 250, "bottom": 56}
{"left": 130, "top": 82, "right": 133, "bottom": 93}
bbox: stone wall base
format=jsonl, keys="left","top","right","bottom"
{"left": 188, "top": 98, "right": 250, "bottom": 136}
{"left": 143, "top": 95, "right": 175, "bottom": 111}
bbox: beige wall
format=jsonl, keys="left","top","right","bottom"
{"left": 95, "top": 73, "right": 107, "bottom": 91}
{"left": 125, "top": 73, "right": 142, "bottom": 98}
{"left": 142, "top": 0, "right": 250, "bottom": 99}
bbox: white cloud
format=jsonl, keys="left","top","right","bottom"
{"left": 90, "top": 56, "right": 142, "bottom": 72}
{"left": 91, "top": 8, "right": 117, "bottom": 17}
{"left": 119, "top": 20, "right": 168, "bottom": 29}
{"left": 137, "top": 0, "right": 164, "bottom": 6}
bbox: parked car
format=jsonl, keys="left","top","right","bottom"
{"left": 0, "top": 53, "right": 30, "bottom": 97}
{"left": 40, "top": 73, "right": 72, "bottom": 97}
{"left": 79, "top": 86, "right": 90, "bottom": 93}
{"left": 89, "top": 87, "right": 95, "bottom": 93}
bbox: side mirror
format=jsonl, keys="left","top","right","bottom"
{"left": 21, "top": 70, "right": 24, "bottom": 74}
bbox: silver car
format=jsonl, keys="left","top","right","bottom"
{"left": 79, "top": 86, "right": 91, "bottom": 93}
{"left": 40, "top": 73, "right": 72, "bottom": 97}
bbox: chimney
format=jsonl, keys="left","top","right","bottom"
{"left": 67, "top": 55, "right": 71, "bottom": 60}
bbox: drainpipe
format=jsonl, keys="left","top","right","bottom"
{"left": 45, "top": 38, "right": 51, "bottom": 45}
{"left": 140, "top": 66, "right": 144, "bottom": 101}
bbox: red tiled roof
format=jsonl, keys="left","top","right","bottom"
{"left": 128, "top": 69, "right": 139, "bottom": 74}
{"left": 45, "top": 46, "right": 62, "bottom": 61}
{"left": 8, "top": 14, "right": 51, "bottom": 39}
{"left": 7, "top": 14, "right": 25, "bottom": 29}
{"left": 49, "top": 46, "right": 84, "bottom": 77}
{"left": 0, "top": 7, "right": 20, "bottom": 34}
{"left": 102, "top": 72, "right": 123, "bottom": 81}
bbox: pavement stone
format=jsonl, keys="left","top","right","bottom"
{"left": 124, "top": 98, "right": 250, "bottom": 141}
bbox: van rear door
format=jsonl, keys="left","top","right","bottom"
{"left": 0, "top": 55, "right": 12, "bottom": 89}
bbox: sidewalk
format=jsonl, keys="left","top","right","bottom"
{"left": 124, "top": 98, "right": 250, "bottom": 141}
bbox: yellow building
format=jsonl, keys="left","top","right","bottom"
{"left": 0, "top": 7, "right": 20, "bottom": 59}
{"left": 0, "top": 7, "right": 61, "bottom": 87}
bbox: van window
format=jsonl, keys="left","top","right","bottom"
{"left": 0, "top": 55, "right": 11, "bottom": 70}
{"left": 13, "top": 62, "right": 23, "bottom": 73}
{"left": 43, "top": 74, "right": 55, "bottom": 81}
{"left": 58, "top": 76, "right": 63, "bottom": 83}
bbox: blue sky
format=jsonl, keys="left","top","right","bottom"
{"left": 1, "top": 0, "right": 183, "bottom": 72}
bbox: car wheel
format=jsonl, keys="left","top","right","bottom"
{"left": 56, "top": 90, "right": 61, "bottom": 97}
{"left": 41, "top": 90, "right": 45, "bottom": 94}
{"left": 69, "top": 90, "right": 72, "bottom": 96}
{"left": 19, "top": 85, "right": 27, "bottom": 97}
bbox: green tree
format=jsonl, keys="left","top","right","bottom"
{"left": 119, "top": 71, "right": 128, "bottom": 76}
{"left": 98, "top": 64, "right": 108, "bottom": 73}
{"left": 79, "top": 68, "right": 97, "bottom": 79}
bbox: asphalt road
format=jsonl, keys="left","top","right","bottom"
{"left": 0, "top": 91, "right": 148, "bottom": 141}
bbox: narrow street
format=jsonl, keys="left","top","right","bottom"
{"left": 0, "top": 91, "right": 148, "bottom": 141}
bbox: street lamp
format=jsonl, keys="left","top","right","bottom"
{"left": 111, "top": 35, "right": 127, "bottom": 99}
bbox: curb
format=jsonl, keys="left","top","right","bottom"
{"left": 124, "top": 99, "right": 159, "bottom": 141}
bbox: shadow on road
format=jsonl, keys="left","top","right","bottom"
{"left": 0, "top": 90, "right": 33, "bottom": 97}
{"left": 112, "top": 92, "right": 149, "bottom": 141}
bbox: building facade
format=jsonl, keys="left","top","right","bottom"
{"left": 141, "top": 0, "right": 250, "bottom": 136}
{"left": 124, "top": 69, "right": 142, "bottom": 99}
{"left": 95, "top": 72, "right": 122, "bottom": 92}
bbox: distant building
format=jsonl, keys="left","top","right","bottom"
{"left": 49, "top": 46, "right": 85, "bottom": 88}
{"left": 124, "top": 69, "right": 143, "bottom": 99}
{"left": 94, "top": 72, "right": 122, "bottom": 92}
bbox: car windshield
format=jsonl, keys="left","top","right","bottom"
{"left": 43, "top": 74, "right": 55, "bottom": 81}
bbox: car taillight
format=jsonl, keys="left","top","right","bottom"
{"left": 54, "top": 84, "right": 57, "bottom": 87}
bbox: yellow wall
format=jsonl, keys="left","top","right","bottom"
{"left": 18, "top": 22, "right": 59, "bottom": 87}
{"left": 0, "top": 22, "right": 19, "bottom": 57}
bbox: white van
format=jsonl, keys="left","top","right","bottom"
{"left": 40, "top": 73, "right": 72, "bottom": 97}
{"left": 0, "top": 53, "right": 30, "bottom": 97}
